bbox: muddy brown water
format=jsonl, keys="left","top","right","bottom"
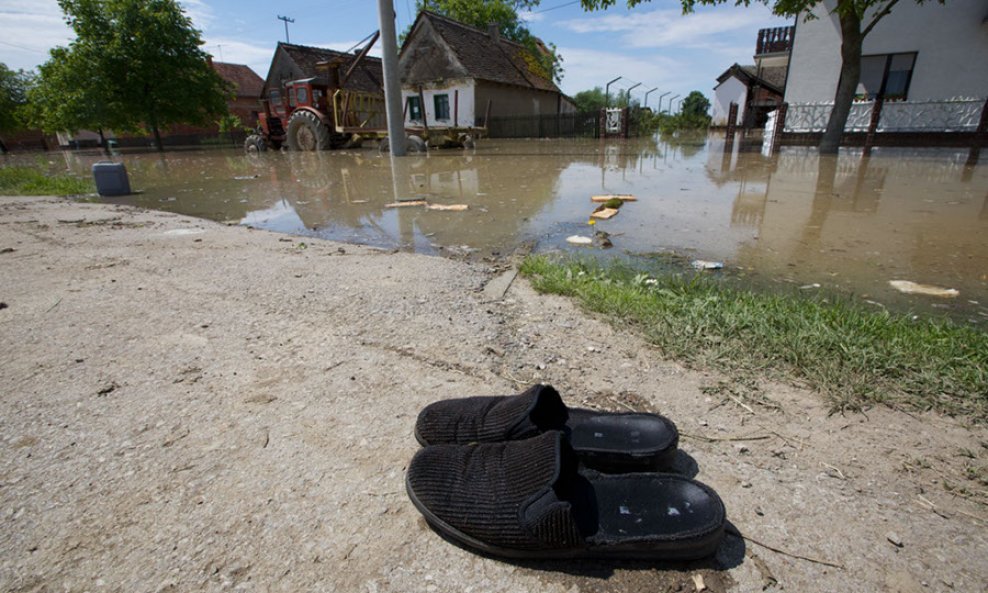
{"left": 5, "top": 135, "right": 987, "bottom": 322}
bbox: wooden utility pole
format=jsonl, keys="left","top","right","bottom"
{"left": 277, "top": 15, "right": 294, "bottom": 43}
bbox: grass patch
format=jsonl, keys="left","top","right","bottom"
{"left": 520, "top": 255, "right": 988, "bottom": 421}
{"left": 0, "top": 166, "right": 94, "bottom": 196}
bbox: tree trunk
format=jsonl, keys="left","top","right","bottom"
{"left": 152, "top": 124, "right": 163, "bottom": 152}
{"left": 98, "top": 128, "right": 109, "bottom": 155}
{"left": 819, "top": 7, "right": 863, "bottom": 154}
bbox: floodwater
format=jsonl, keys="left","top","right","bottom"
{"left": 6, "top": 135, "right": 988, "bottom": 322}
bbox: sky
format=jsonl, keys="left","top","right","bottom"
{"left": 0, "top": 0, "right": 792, "bottom": 108}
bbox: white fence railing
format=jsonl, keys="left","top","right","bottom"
{"left": 783, "top": 98, "right": 985, "bottom": 133}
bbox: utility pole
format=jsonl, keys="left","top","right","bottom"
{"left": 277, "top": 15, "right": 294, "bottom": 43}
{"left": 378, "top": 0, "right": 407, "bottom": 156}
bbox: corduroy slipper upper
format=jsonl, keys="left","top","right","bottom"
{"left": 414, "top": 384, "right": 679, "bottom": 472}
{"left": 405, "top": 431, "right": 725, "bottom": 560}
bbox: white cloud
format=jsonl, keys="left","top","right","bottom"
{"left": 559, "top": 5, "right": 779, "bottom": 50}
{"left": 519, "top": 10, "right": 545, "bottom": 23}
{"left": 0, "top": 0, "right": 73, "bottom": 69}
{"left": 179, "top": 0, "right": 214, "bottom": 31}
{"left": 203, "top": 38, "right": 272, "bottom": 76}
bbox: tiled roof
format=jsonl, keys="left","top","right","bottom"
{"left": 411, "top": 11, "right": 559, "bottom": 92}
{"left": 717, "top": 63, "right": 785, "bottom": 95}
{"left": 279, "top": 43, "right": 384, "bottom": 93}
{"left": 212, "top": 62, "right": 264, "bottom": 98}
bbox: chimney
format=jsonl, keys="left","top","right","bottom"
{"left": 488, "top": 23, "right": 500, "bottom": 41}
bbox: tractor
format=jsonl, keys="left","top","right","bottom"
{"left": 245, "top": 32, "right": 394, "bottom": 153}
{"left": 245, "top": 33, "right": 483, "bottom": 154}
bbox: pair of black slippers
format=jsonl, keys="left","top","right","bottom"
{"left": 406, "top": 384, "right": 726, "bottom": 560}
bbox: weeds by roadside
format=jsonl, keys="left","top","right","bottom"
{"left": 520, "top": 255, "right": 988, "bottom": 421}
{"left": 0, "top": 166, "right": 94, "bottom": 196}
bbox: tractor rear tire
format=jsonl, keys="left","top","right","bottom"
{"left": 244, "top": 134, "right": 267, "bottom": 154}
{"left": 286, "top": 111, "right": 330, "bottom": 151}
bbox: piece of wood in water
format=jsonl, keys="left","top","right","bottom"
{"left": 426, "top": 204, "right": 469, "bottom": 212}
{"left": 591, "top": 194, "right": 637, "bottom": 203}
{"left": 590, "top": 207, "right": 619, "bottom": 220}
{"left": 384, "top": 200, "right": 428, "bottom": 208}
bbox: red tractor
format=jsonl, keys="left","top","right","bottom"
{"left": 245, "top": 33, "right": 394, "bottom": 153}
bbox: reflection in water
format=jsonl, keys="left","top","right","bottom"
{"left": 10, "top": 136, "right": 987, "bottom": 319}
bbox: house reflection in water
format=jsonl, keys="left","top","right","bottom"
{"left": 707, "top": 138, "right": 988, "bottom": 306}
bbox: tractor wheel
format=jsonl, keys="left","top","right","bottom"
{"left": 286, "top": 110, "right": 330, "bottom": 151}
{"left": 244, "top": 134, "right": 267, "bottom": 154}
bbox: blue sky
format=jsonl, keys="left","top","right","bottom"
{"left": 0, "top": 0, "right": 791, "bottom": 106}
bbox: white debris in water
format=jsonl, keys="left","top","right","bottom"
{"left": 691, "top": 260, "right": 723, "bottom": 270}
{"left": 162, "top": 229, "right": 205, "bottom": 236}
{"left": 667, "top": 507, "right": 681, "bottom": 517}
{"left": 566, "top": 235, "right": 593, "bottom": 245}
{"left": 889, "top": 280, "right": 959, "bottom": 298}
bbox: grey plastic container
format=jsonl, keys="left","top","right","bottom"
{"left": 92, "top": 162, "right": 131, "bottom": 196}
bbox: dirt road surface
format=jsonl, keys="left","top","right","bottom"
{"left": 1, "top": 196, "right": 985, "bottom": 593}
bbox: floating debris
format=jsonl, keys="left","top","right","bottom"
{"left": 591, "top": 194, "right": 637, "bottom": 203}
{"left": 384, "top": 200, "right": 428, "bottom": 208}
{"left": 233, "top": 175, "right": 259, "bottom": 180}
{"left": 799, "top": 283, "right": 822, "bottom": 290}
{"left": 691, "top": 260, "right": 724, "bottom": 270}
{"left": 590, "top": 206, "right": 620, "bottom": 220}
{"left": 426, "top": 204, "right": 469, "bottom": 212}
{"left": 566, "top": 235, "right": 593, "bottom": 246}
{"left": 889, "top": 280, "right": 959, "bottom": 298}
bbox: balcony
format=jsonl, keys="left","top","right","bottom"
{"left": 756, "top": 26, "right": 795, "bottom": 56}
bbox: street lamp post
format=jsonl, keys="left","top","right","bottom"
{"left": 656, "top": 91, "right": 671, "bottom": 113}
{"left": 604, "top": 76, "right": 622, "bottom": 108}
{"left": 643, "top": 87, "right": 659, "bottom": 109}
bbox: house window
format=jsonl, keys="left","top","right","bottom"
{"left": 407, "top": 96, "right": 423, "bottom": 122}
{"left": 856, "top": 52, "right": 917, "bottom": 101}
{"left": 434, "top": 94, "right": 450, "bottom": 120}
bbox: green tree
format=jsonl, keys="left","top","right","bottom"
{"left": 0, "top": 64, "right": 34, "bottom": 150}
{"left": 572, "top": 87, "right": 607, "bottom": 111}
{"left": 578, "top": 0, "right": 946, "bottom": 154}
{"left": 407, "top": 0, "right": 563, "bottom": 83}
{"left": 681, "top": 90, "right": 710, "bottom": 118}
{"left": 33, "top": 0, "right": 232, "bottom": 151}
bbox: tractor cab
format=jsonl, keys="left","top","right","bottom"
{"left": 283, "top": 78, "right": 329, "bottom": 113}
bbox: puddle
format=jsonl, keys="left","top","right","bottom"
{"left": 5, "top": 136, "right": 986, "bottom": 321}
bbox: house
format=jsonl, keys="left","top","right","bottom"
{"left": 398, "top": 11, "right": 574, "bottom": 130}
{"left": 261, "top": 42, "right": 384, "bottom": 122}
{"left": 211, "top": 61, "right": 265, "bottom": 128}
{"left": 784, "top": 0, "right": 988, "bottom": 104}
{"left": 712, "top": 26, "right": 793, "bottom": 127}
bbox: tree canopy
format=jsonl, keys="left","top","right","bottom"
{"left": 32, "top": 0, "right": 232, "bottom": 150}
{"left": 681, "top": 91, "right": 710, "bottom": 118}
{"left": 577, "top": 0, "right": 945, "bottom": 153}
{"left": 0, "top": 64, "right": 33, "bottom": 136}
{"left": 407, "top": 0, "right": 563, "bottom": 83}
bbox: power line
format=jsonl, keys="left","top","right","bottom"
{"left": 277, "top": 15, "right": 295, "bottom": 44}
{"left": 534, "top": 0, "right": 581, "bottom": 14}
{"left": 0, "top": 40, "right": 48, "bottom": 54}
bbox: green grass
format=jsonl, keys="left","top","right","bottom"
{"left": 521, "top": 255, "right": 988, "bottom": 421}
{"left": 0, "top": 166, "right": 94, "bottom": 196}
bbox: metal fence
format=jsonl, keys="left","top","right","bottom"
{"left": 486, "top": 111, "right": 600, "bottom": 139}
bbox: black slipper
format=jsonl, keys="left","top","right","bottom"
{"left": 406, "top": 431, "right": 725, "bottom": 560}
{"left": 414, "top": 384, "right": 679, "bottom": 472}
